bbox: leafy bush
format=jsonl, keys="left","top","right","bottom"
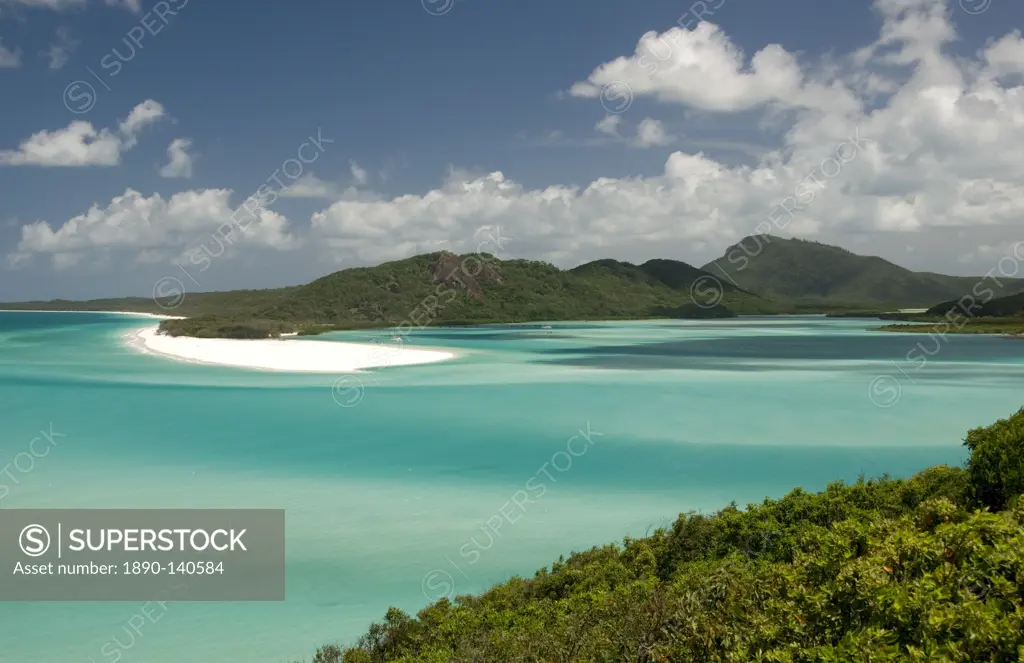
{"left": 965, "top": 407, "right": 1024, "bottom": 510}
{"left": 312, "top": 645, "right": 342, "bottom": 663}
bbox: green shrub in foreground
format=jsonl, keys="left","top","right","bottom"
{"left": 965, "top": 407, "right": 1024, "bottom": 511}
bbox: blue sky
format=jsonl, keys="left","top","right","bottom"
{"left": 1, "top": 0, "right": 1022, "bottom": 300}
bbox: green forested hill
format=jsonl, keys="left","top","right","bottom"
{"left": 263, "top": 252, "right": 773, "bottom": 323}
{"left": 265, "top": 253, "right": 755, "bottom": 323}
{"left": 568, "top": 257, "right": 713, "bottom": 290}
{"left": 303, "top": 408, "right": 1024, "bottom": 663}
{"left": 154, "top": 252, "right": 774, "bottom": 337}
{"left": 873, "top": 291, "right": 1024, "bottom": 336}
{"left": 6, "top": 237, "right": 1024, "bottom": 338}
{"left": 927, "top": 291, "right": 1024, "bottom": 318}
{"left": 701, "top": 235, "right": 1024, "bottom": 309}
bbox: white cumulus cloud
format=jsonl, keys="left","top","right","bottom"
{"left": 0, "top": 100, "right": 165, "bottom": 166}
{"left": 159, "top": 138, "right": 195, "bottom": 178}
{"left": 569, "top": 23, "right": 858, "bottom": 115}
{"left": 595, "top": 114, "right": 621, "bottom": 136}
{"left": 10, "top": 188, "right": 299, "bottom": 268}
{"left": 633, "top": 118, "right": 674, "bottom": 147}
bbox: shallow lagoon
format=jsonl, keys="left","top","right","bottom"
{"left": 1, "top": 312, "right": 1021, "bottom": 663}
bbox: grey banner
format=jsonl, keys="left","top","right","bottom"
{"left": 0, "top": 509, "right": 285, "bottom": 601}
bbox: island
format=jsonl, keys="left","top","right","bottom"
{"left": 873, "top": 292, "right": 1024, "bottom": 336}
{"left": 3, "top": 235, "right": 1023, "bottom": 339}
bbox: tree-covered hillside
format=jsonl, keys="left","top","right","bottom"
{"left": 875, "top": 292, "right": 1024, "bottom": 336}
{"left": 300, "top": 407, "right": 1024, "bottom": 663}
{"left": 6, "top": 236, "right": 1024, "bottom": 338}
{"left": 702, "top": 235, "right": 1024, "bottom": 309}
{"left": 157, "top": 252, "right": 774, "bottom": 337}
{"left": 927, "top": 292, "right": 1024, "bottom": 319}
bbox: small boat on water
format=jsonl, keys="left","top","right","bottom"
{"left": 391, "top": 335, "right": 402, "bottom": 342}
{"left": 542, "top": 325, "right": 552, "bottom": 329}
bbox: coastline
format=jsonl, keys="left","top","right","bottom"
{"left": 874, "top": 323, "right": 1024, "bottom": 337}
{"left": 0, "top": 309, "right": 186, "bottom": 320}
{"left": 125, "top": 325, "right": 458, "bottom": 373}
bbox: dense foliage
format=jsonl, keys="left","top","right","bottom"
{"left": 297, "top": 409, "right": 1024, "bottom": 663}
{"left": 702, "top": 235, "right": 1024, "bottom": 309}
{"left": 928, "top": 292, "right": 1024, "bottom": 319}
{"left": 966, "top": 407, "right": 1024, "bottom": 511}
{"left": 155, "top": 252, "right": 775, "bottom": 337}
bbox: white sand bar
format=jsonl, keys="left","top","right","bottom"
{"left": 0, "top": 310, "right": 185, "bottom": 319}
{"left": 128, "top": 326, "right": 456, "bottom": 373}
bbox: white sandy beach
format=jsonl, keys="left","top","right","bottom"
{"left": 106, "top": 311, "right": 187, "bottom": 319}
{"left": 127, "top": 326, "right": 456, "bottom": 373}
{"left": 0, "top": 309, "right": 186, "bottom": 320}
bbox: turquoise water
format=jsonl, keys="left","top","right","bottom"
{"left": 1, "top": 312, "right": 1022, "bottom": 663}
